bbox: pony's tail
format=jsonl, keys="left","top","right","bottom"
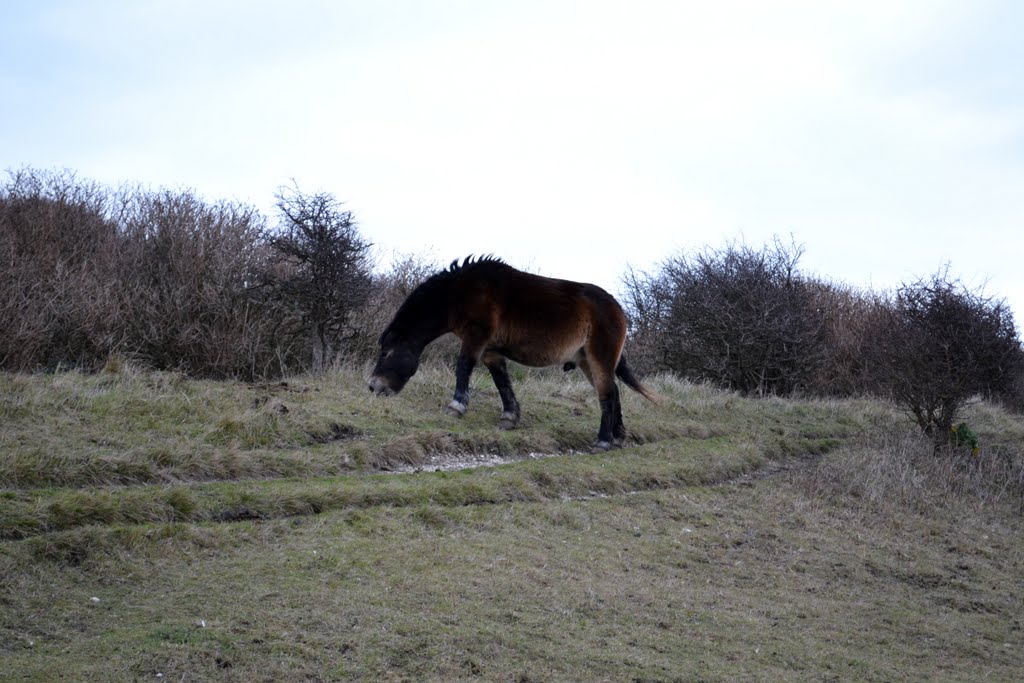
{"left": 615, "top": 355, "right": 659, "bottom": 403}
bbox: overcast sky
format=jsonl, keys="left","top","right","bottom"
{"left": 3, "top": 1, "right": 1022, "bottom": 317}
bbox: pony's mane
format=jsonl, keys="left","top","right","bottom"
{"left": 416, "top": 254, "right": 508, "bottom": 288}
{"left": 443, "top": 254, "right": 506, "bottom": 274}
{"left": 381, "top": 256, "right": 508, "bottom": 342}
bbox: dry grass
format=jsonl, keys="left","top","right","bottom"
{"left": 2, "top": 365, "right": 1023, "bottom": 681}
{"left": 800, "top": 423, "right": 1024, "bottom": 517}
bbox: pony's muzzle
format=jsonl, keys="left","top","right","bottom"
{"left": 367, "top": 376, "right": 394, "bottom": 396}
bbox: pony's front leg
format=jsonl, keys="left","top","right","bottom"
{"left": 446, "top": 351, "right": 476, "bottom": 417}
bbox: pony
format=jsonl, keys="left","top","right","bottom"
{"left": 368, "top": 256, "right": 654, "bottom": 451}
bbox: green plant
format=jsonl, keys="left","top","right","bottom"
{"left": 950, "top": 422, "right": 980, "bottom": 457}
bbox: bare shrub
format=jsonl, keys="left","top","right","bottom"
{"left": 878, "top": 268, "right": 1022, "bottom": 447}
{"left": 263, "top": 183, "right": 373, "bottom": 373}
{"left": 0, "top": 168, "right": 292, "bottom": 379}
{"left": 0, "top": 168, "right": 122, "bottom": 370}
{"left": 116, "top": 189, "right": 282, "bottom": 378}
{"left": 805, "top": 281, "right": 891, "bottom": 397}
{"left": 995, "top": 352, "right": 1024, "bottom": 414}
{"left": 620, "top": 265, "right": 673, "bottom": 374}
{"left": 622, "top": 237, "right": 826, "bottom": 395}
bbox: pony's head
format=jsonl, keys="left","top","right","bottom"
{"left": 368, "top": 328, "right": 422, "bottom": 396}
{"left": 368, "top": 264, "right": 456, "bottom": 396}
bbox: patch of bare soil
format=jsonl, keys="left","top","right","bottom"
{"left": 382, "top": 450, "right": 576, "bottom": 474}
{"left": 382, "top": 446, "right": 825, "bottom": 484}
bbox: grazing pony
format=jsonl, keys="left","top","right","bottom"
{"left": 368, "top": 256, "right": 654, "bottom": 451}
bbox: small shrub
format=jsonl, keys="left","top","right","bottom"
{"left": 263, "top": 183, "right": 373, "bottom": 372}
{"left": 879, "top": 267, "right": 1022, "bottom": 448}
{"left": 0, "top": 169, "right": 394, "bottom": 378}
{"left": 621, "top": 237, "right": 826, "bottom": 395}
{"left": 995, "top": 354, "right": 1024, "bottom": 414}
{"left": 949, "top": 423, "right": 980, "bottom": 458}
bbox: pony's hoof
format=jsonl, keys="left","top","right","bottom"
{"left": 497, "top": 412, "right": 519, "bottom": 431}
{"left": 590, "top": 440, "right": 612, "bottom": 453}
{"left": 445, "top": 400, "right": 467, "bottom": 418}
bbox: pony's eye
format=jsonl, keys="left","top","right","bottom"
{"left": 384, "top": 349, "right": 395, "bottom": 359}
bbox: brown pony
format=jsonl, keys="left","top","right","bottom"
{"left": 368, "top": 256, "right": 655, "bottom": 451}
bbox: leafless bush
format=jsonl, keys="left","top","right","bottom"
{"left": 620, "top": 265, "right": 673, "bottom": 374}
{"left": 116, "top": 188, "right": 284, "bottom": 378}
{"left": 0, "top": 168, "right": 122, "bottom": 370}
{"left": 0, "top": 168, "right": 295, "bottom": 379}
{"left": 622, "top": 237, "right": 826, "bottom": 395}
{"left": 263, "top": 184, "right": 373, "bottom": 373}
{"left": 878, "top": 268, "right": 1022, "bottom": 447}
{"left": 805, "top": 281, "right": 891, "bottom": 397}
{"left": 994, "top": 353, "right": 1024, "bottom": 414}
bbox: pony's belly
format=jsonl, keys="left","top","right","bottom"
{"left": 491, "top": 341, "right": 583, "bottom": 368}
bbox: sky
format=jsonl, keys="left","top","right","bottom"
{"left": 2, "top": 1, "right": 1023, "bottom": 318}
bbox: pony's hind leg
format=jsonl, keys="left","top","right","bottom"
{"left": 611, "top": 384, "right": 626, "bottom": 447}
{"left": 577, "top": 356, "right": 620, "bottom": 452}
{"left": 596, "top": 384, "right": 623, "bottom": 451}
{"left": 483, "top": 352, "right": 520, "bottom": 430}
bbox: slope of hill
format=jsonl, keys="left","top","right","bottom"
{"left": 1, "top": 365, "right": 1022, "bottom": 681}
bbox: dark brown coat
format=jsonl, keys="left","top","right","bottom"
{"left": 369, "top": 256, "right": 653, "bottom": 450}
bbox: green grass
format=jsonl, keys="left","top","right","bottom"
{"left": 1, "top": 364, "right": 1023, "bottom": 681}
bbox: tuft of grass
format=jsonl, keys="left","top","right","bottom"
{"left": 799, "top": 428, "right": 1024, "bottom": 515}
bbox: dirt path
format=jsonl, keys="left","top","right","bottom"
{"left": 381, "top": 446, "right": 825, "bottom": 487}
{"left": 381, "top": 450, "right": 575, "bottom": 474}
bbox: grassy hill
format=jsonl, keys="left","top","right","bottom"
{"left": 1, "top": 363, "right": 1022, "bottom": 681}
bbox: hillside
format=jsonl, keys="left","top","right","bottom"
{"left": 1, "top": 364, "right": 1022, "bottom": 681}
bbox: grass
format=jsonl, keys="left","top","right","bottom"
{"left": 1, "top": 363, "right": 1023, "bottom": 681}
